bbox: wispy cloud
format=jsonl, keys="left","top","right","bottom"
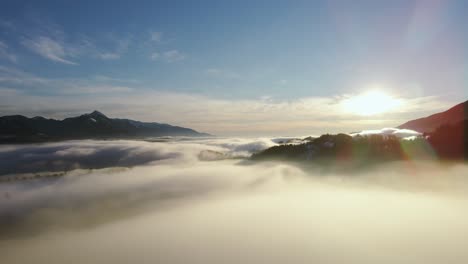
{"left": 0, "top": 66, "right": 136, "bottom": 95}
{"left": 147, "top": 31, "right": 187, "bottom": 62}
{"left": 0, "top": 65, "right": 48, "bottom": 85}
{"left": 95, "top": 36, "right": 131, "bottom": 60}
{"left": 21, "top": 36, "right": 78, "bottom": 65}
{"left": 7, "top": 18, "right": 133, "bottom": 63}
{"left": 22, "top": 32, "right": 133, "bottom": 63}
{"left": 4, "top": 17, "right": 181, "bottom": 65}
{"left": 150, "top": 50, "right": 186, "bottom": 62}
{"left": 98, "top": 52, "right": 120, "bottom": 60}
{"left": 150, "top": 52, "right": 160, "bottom": 61}
{"left": 0, "top": 41, "right": 17, "bottom": 63}
{"left": 163, "top": 50, "right": 185, "bottom": 62}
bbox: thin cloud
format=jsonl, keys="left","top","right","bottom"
{"left": 0, "top": 41, "right": 17, "bottom": 63}
{"left": 151, "top": 50, "right": 186, "bottom": 62}
{"left": 0, "top": 66, "right": 135, "bottom": 95}
{"left": 98, "top": 52, "right": 120, "bottom": 60}
{"left": 21, "top": 36, "right": 78, "bottom": 65}
{"left": 0, "top": 65, "right": 48, "bottom": 85}
{"left": 13, "top": 19, "right": 132, "bottom": 63}
{"left": 163, "top": 50, "right": 185, "bottom": 62}
{"left": 150, "top": 52, "right": 160, "bottom": 61}
{"left": 95, "top": 37, "right": 131, "bottom": 60}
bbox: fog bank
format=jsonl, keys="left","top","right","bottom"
{"left": 1, "top": 138, "right": 468, "bottom": 264}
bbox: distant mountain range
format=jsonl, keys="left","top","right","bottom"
{"left": 0, "top": 111, "right": 210, "bottom": 143}
{"left": 398, "top": 100, "right": 468, "bottom": 133}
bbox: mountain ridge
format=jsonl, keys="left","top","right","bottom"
{"left": 0, "top": 111, "right": 211, "bottom": 143}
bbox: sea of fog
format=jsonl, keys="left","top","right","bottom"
{"left": 1, "top": 137, "right": 468, "bottom": 264}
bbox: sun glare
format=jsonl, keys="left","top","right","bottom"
{"left": 342, "top": 90, "right": 402, "bottom": 116}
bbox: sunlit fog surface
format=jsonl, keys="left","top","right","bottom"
{"left": 1, "top": 138, "right": 468, "bottom": 264}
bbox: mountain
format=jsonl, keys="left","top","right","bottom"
{"left": 398, "top": 100, "right": 468, "bottom": 133}
{"left": 0, "top": 111, "right": 210, "bottom": 143}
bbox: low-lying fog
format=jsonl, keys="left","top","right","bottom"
{"left": 1, "top": 138, "right": 468, "bottom": 264}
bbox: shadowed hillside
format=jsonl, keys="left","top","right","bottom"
{"left": 399, "top": 100, "right": 468, "bottom": 133}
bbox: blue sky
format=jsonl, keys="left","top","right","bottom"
{"left": 0, "top": 0, "right": 467, "bottom": 135}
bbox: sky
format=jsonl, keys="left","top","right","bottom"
{"left": 0, "top": 0, "right": 467, "bottom": 136}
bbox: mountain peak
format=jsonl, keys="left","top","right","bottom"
{"left": 89, "top": 110, "right": 107, "bottom": 118}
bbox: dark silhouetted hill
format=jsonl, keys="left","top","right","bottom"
{"left": 0, "top": 111, "right": 210, "bottom": 143}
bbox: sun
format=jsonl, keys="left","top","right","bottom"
{"left": 342, "top": 90, "right": 402, "bottom": 116}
